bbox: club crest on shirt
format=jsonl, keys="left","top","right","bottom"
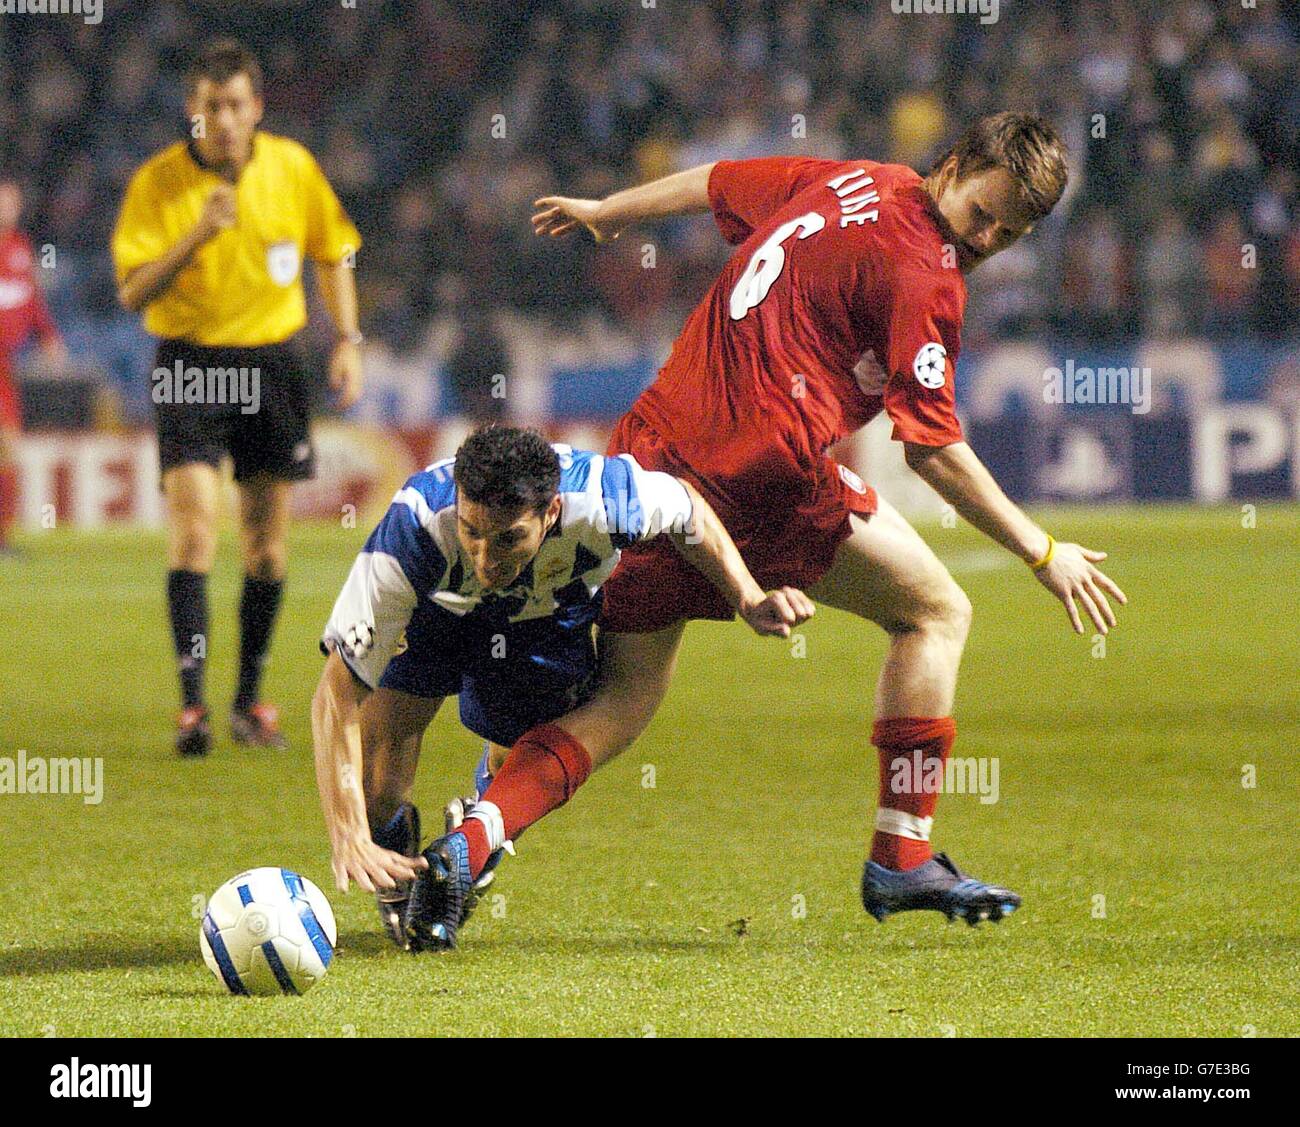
{"left": 266, "top": 240, "right": 300, "bottom": 286}
{"left": 852, "top": 348, "right": 887, "bottom": 397}
{"left": 913, "top": 342, "right": 947, "bottom": 389}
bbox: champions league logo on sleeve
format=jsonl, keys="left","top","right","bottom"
{"left": 913, "top": 342, "right": 948, "bottom": 389}
{"left": 343, "top": 622, "right": 374, "bottom": 660}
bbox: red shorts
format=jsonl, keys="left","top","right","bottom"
{"left": 0, "top": 367, "right": 20, "bottom": 430}
{"left": 600, "top": 410, "right": 877, "bottom": 633}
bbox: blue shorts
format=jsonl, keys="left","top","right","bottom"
{"left": 378, "top": 601, "right": 597, "bottom": 747}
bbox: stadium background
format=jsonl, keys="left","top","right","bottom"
{"left": 3, "top": 0, "right": 1299, "bottom": 525}
{"left": 1, "top": 0, "right": 1298, "bottom": 1039}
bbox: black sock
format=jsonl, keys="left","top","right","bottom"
{"left": 167, "top": 569, "right": 208, "bottom": 710}
{"left": 235, "top": 575, "right": 284, "bottom": 712}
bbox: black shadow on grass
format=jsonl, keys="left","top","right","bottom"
{"left": 334, "top": 929, "right": 738, "bottom": 959}
{"left": 143, "top": 986, "right": 222, "bottom": 1000}
{"left": 442, "top": 934, "right": 747, "bottom": 956}
{"left": 0, "top": 935, "right": 197, "bottom": 977}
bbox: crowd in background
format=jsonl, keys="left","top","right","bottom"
{"left": 3, "top": 0, "right": 1298, "bottom": 410}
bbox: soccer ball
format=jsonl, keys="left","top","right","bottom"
{"left": 200, "top": 867, "right": 337, "bottom": 996}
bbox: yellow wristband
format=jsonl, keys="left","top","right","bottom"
{"left": 1029, "top": 534, "right": 1056, "bottom": 572}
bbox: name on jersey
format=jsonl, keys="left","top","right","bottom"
{"left": 826, "top": 170, "right": 880, "bottom": 227}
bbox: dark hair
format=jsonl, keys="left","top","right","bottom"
{"left": 454, "top": 427, "right": 559, "bottom": 515}
{"left": 931, "top": 111, "right": 1068, "bottom": 221}
{"left": 186, "top": 38, "right": 264, "bottom": 98}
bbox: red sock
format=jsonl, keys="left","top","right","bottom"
{"left": 0, "top": 464, "right": 16, "bottom": 547}
{"left": 457, "top": 723, "right": 592, "bottom": 878}
{"left": 870, "top": 716, "right": 956, "bottom": 871}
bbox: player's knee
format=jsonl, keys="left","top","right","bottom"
{"left": 244, "top": 540, "right": 287, "bottom": 581}
{"left": 893, "top": 575, "right": 970, "bottom": 649}
{"left": 929, "top": 581, "right": 973, "bottom": 646}
{"left": 171, "top": 521, "right": 216, "bottom": 571}
{"left": 612, "top": 680, "right": 669, "bottom": 747}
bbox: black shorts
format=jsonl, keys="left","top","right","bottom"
{"left": 152, "top": 336, "right": 316, "bottom": 483}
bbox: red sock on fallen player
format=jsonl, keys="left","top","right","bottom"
{"left": 457, "top": 722, "right": 593, "bottom": 878}
{"left": 870, "top": 716, "right": 956, "bottom": 871}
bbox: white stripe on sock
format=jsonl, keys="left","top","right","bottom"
{"left": 467, "top": 800, "right": 505, "bottom": 852}
{"left": 875, "top": 808, "right": 933, "bottom": 841}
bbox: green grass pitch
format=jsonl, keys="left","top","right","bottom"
{"left": 1, "top": 504, "right": 1296, "bottom": 1037}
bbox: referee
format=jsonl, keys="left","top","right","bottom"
{"left": 111, "top": 39, "right": 363, "bottom": 757}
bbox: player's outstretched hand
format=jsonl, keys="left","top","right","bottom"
{"left": 330, "top": 833, "right": 427, "bottom": 894}
{"left": 1035, "top": 542, "right": 1128, "bottom": 635}
{"left": 532, "top": 196, "right": 621, "bottom": 243}
{"left": 741, "top": 587, "right": 816, "bottom": 638}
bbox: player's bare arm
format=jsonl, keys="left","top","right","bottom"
{"left": 314, "top": 257, "right": 363, "bottom": 409}
{"left": 311, "top": 649, "right": 427, "bottom": 894}
{"left": 116, "top": 185, "right": 235, "bottom": 313}
{"left": 905, "top": 439, "right": 1128, "bottom": 635}
{"left": 667, "top": 478, "right": 814, "bottom": 638}
{"left": 532, "top": 162, "right": 716, "bottom": 243}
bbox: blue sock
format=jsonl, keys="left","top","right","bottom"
{"left": 371, "top": 804, "right": 416, "bottom": 853}
{"left": 474, "top": 744, "right": 494, "bottom": 801}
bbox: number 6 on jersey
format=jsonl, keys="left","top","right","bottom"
{"left": 729, "top": 211, "right": 826, "bottom": 320}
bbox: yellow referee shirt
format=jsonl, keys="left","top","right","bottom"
{"left": 111, "top": 131, "right": 361, "bottom": 347}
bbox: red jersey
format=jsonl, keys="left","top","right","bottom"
{"left": 0, "top": 228, "right": 59, "bottom": 362}
{"left": 631, "top": 157, "right": 966, "bottom": 462}
{"left": 601, "top": 157, "right": 968, "bottom": 632}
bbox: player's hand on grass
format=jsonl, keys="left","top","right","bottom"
{"left": 329, "top": 339, "right": 363, "bottom": 410}
{"left": 1035, "top": 542, "right": 1128, "bottom": 636}
{"left": 330, "top": 833, "right": 427, "bottom": 894}
{"left": 196, "top": 185, "right": 237, "bottom": 241}
{"left": 532, "top": 196, "right": 622, "bottom": 243}
{"left": 740, "top": 586, "right": 815, "bottom": 638}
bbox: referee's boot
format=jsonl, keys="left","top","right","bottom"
{"left": 176, "top": 705, "right": 211, "bottom": 758}
{"left": 229, "top": 702, "right": 288, "bottom": 749}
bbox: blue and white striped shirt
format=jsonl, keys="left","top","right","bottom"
{"left": 322, "top": 444, "right": 694, "bottom": 688}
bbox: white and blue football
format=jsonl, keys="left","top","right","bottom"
{"left": 200, "top": 867, "right": 337, "bottom": 996}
